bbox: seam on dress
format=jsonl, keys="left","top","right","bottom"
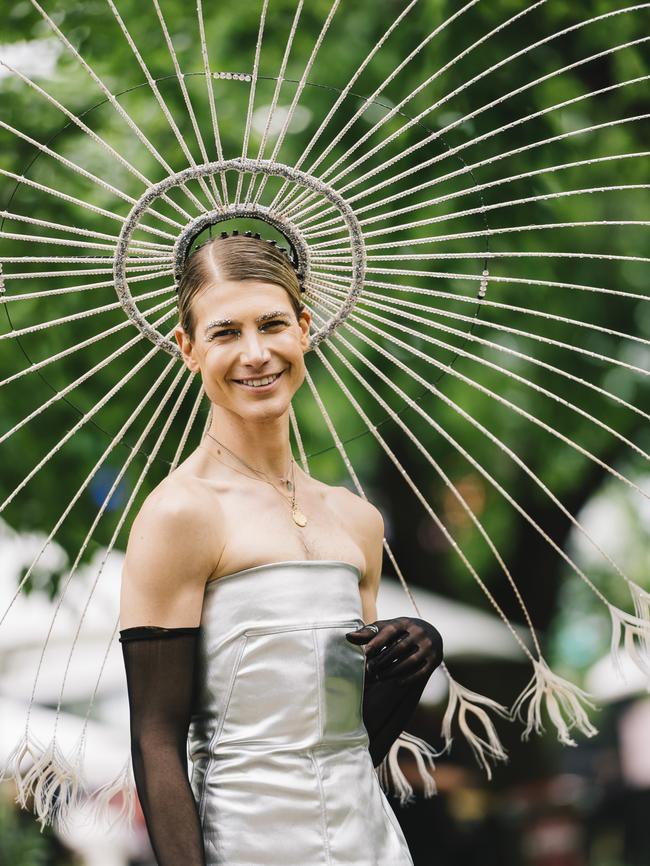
{"left": 311, "top": 627, "right": 324, "bottom": 741}
{"left": 308, "top": 748, "right": 333, "bottom": 866}
{"left": 197, "top": 634, "right": 248, "bottom": 821}
{"left": 243, "top": 618, "right": 360, "bottom": 637}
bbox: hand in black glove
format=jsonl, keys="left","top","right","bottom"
{"left": 345, "top": 617, "right": 442, "bottom": 767}
{"left": 346, "top": 616, "right": 443, "bottom": 685}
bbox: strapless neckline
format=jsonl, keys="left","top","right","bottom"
{"left": 206, "top": 559, "right": 362, "bottom": 587}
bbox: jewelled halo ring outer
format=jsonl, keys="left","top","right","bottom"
{"left": 113, "top": 158, "right": 366, "bottom": 357}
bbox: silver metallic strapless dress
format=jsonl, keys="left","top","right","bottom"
{"left": 188, "top": 559, "right": 414, "bottom": 866}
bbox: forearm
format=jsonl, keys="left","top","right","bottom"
{"left": 120, "top": 626, "right": 206, "bottom": 866}
{"left": 362, "top": 672, "right": 428, "bottom": 767}
{"left": 131, "top": 740, "right": 206, "bottom": 866}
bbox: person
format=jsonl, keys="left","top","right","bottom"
{"left": 118, "top": 232, "right": 443, "bottom": 866}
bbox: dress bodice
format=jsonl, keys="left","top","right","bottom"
{"left": 186, "top": 560, "right": 414, "bottom": 866}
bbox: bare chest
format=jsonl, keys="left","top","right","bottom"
{"left": 209, "top": 480, "right": 366, "bottom": 580}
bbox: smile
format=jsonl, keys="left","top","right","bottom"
{"left": 233, "top": 370, "right": 284, "bottom": 391}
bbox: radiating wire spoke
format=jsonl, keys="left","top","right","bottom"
{"left": 314, "top": 275, "right": 650, "bottom": 344}
{"left": 0, "top": 270, "right": 166, "bottom": 306}
{"left": 0, "top": 352, "right": 183, "bottom": 625}
{"left": 71, "top": 379, "right": 207, "bottom": 768}
{"left": 235, "top": 0, "right": 269, "bottom": 206}
{"left": 30, "top": 0, "right": 204, "bottom": 219}
{"left": 0, "top": 284, "right": 175, "bottom": 343}
{"left": 310, "top": 294, "right": 634, "bottom": 596}
{"left": 310, "top": 280, "right": 650, "bottom": 468}
{"left": 288, "top": 12, "right": 650, "bottom": 222}
{"left": 268, "top": 0, "right": 419, "bottom": 214}
{"left": 251, "top": 0, "right": 341, "bottom": 206}
{"left": 291, "top": 92, "right": 650, "bottom": 229}
{"left": 303, "top": 150, "right": 650, "bottom": 235}
{"left": 311, "top": 279, "right": 650, "bottom": 378}
{"left": 1, "top": 311, "right": 179, "bottom": 513}
{"left": 312, "top": 266, "right": 650, "bottom": 304}
{"left": 308, "top": 305, "right": 541, "bottom": 656}
{"left": 152, "top": 0, "right": 223, "bottom": 209}
{"left": 311, "top": 220, "right": 650, "bottom": 254}
{"left": 0, "top": 169, "right": 180, "bottom": 238}
{"left": 196, "top": 0, "right": 229, "bottom": 203}
{"left": 0, "top": 60, "right": 199, "bottom": 226}
{"left": 0, "top": 294, "right": 173, "bottom": 388}
{"left": 19, "top": 360, "right": 192, "bottom": 731}
{"left": 0, "top": 231, "right": 171, "bottom": 256}
{"left": 274, "top": 0, "right": 483, "bottom": 217}
{"left": 104, "top": 0, "right": 216, "bottom": 212}
{"left": 3, "top": 264, "right": 173, "bottom": 281}
{"left": 54, "top": 366, "right": 196, "bottom": 721}
{"left": 245, "top": 0, "right": 304, "bottom": 204}
{"left": 0, "top": 210, "right": 172, "bottom": 252}
{"left": 330, "top": 18, "right": 650, "bottom": 198}
{"left": 0, "top": 299, "right": 178, "bottom": 451}
{"left": 307, "top": 306, "right": 537, "bottom": 658}
{"left": 320, "top": 283, "right": 650, "bottom": 426}
{"left": 303, "top": 185, "right": 650, "bottom": 242}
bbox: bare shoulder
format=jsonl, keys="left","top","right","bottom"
{"left": 333, "top": 484, "right": 384, "bottom": 540}
{"left": 132, "top": 473, "right": 220, "bottom": 551}
{"left": 120, "top": 474, "right": 223, "bottom": 628}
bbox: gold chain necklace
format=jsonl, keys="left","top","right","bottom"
{"left": 203, "top": 432, "right": 308, "bottom": 528}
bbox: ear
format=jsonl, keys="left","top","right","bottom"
{"left": 174, "top": 324, "right": 201, "bottom": 373}
{"left": 298, "top": 307, "right": 311, "bottom": 351}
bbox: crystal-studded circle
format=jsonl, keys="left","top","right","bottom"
{"left": 114, "top": 158, "right": 366, "bottom": 357}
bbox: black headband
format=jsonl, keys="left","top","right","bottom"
{"left": 185, "top": 228, "right": 305, "bottom": 292}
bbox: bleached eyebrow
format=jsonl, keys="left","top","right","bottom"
{"left": 203, "top": 310, "right": 290, "bottom": 337}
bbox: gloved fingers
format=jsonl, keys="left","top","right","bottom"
{"left": 363, "top": 618, "right": 411, "bottom": 661}
{"left": 372, "top": 645, "right": 428, "bottom": 682}
{"left": 345, "top": 624, "right": 384, "bottom": 644}
{"left": 396, "top": 654, "right": 436, "bottom": 686}
{"left": 367, "top": 634, "right": 417, "bottom": 675}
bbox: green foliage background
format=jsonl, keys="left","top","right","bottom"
{"left": 0, "top": 0, "right": 648, "bottom": 678}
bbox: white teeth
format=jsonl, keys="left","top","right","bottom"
{"left": 237, "top": 372, "right": 280, "bottom": 388}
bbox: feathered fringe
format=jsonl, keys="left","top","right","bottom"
{"left": 629, "top": 580, "right": 650, "bottom": 629}
{"left": 609, "top": 601, "right": 650, "bottom": 679}
{"left": 2, "top": 731, "right": 137, "bottom": 834}
{"left": 441, "top": 676, "right": 509, "bottom": 780}
{"left": 511, "top": 658, "right": 598, "bottom": 746}
{"left": 375, "top": 731, "right": 437, "bottom": 806}
{"left": 86, "top": 755, "right": 137, "bottom": 832}
{"left": 2, "top": 731, "right": 84, "bottom": 834}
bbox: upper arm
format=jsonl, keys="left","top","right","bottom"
{"left": 357, "top": 500, "right": 385, "bottom": 624}
{"left": 120, "top": 483, "right": 221, "bottom": 629}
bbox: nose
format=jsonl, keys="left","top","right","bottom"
{"left": 239, "top": 329, "right": 271, "bottom": 368}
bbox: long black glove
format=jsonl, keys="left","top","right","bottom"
{"left": 119, "top": 626, "right": 206, "bottom": 866}
{"left": 346, "top": 617, "right": 443, "bottom": 767}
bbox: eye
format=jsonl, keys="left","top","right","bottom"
{"left": 262, "top": 319, "right": 289, "bottom": 329}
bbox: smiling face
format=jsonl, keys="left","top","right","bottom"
{"left": 175, "top": 278, "right": 311, "bottom": 423}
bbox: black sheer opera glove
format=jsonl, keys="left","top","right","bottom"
{"left": 119, "top": 626, "right": 206, "bottom": 866}
{"left": 345, "top": 617, "right": 443, "bottom": 767}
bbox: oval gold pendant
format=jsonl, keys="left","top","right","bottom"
{"left": 292, "top": 508, "right": 308, "bottom": 527}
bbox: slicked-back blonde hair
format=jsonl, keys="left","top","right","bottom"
{"left": 178, "top": 234, "right": 305, "bottom": 341}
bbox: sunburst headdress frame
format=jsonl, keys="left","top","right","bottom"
{"left": 2, "top": 0, "right": 650, "bottom": 837}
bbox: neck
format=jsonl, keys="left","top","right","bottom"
{"left": 206, "top": 409, "right": 293, "bottom": 479}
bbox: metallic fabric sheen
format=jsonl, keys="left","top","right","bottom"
{"left": 188, "top": 560, "right": 414, "bottom": 866}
